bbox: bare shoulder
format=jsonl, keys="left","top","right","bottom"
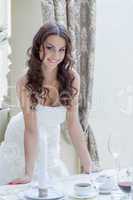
{"left": 16, "top": 74, "right": 28, "bottom": 99}
{"left": 16, "top": 74, "right": 32, "bottom": 112}
{"left": 71, "top": 68, "right": 80, "bottom": 82}
{"left": 66, "top": 68, "right": 80, "bottom": 112}
{"left": 16, "top": 74, "right": 27, "bottom": 89}
{"left": 70, "top": 68, "right": 80, "bottom": 91}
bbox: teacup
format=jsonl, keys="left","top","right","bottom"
{"left": 74, "top": 182, "right": 93, "bottom": 196}
{"left": 99, "top": 177, "right": 114, "bottom": 194}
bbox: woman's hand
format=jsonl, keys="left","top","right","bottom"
{"left": 83, "top": 159, "right": 94, "bottom": 174}
{"left": 8, "top": 174, "right": 32, "bottom": 185}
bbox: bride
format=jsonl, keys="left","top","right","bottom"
{"left": 0, "top": 22, "right": 92, "bottom": 185}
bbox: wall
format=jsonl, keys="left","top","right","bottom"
{"left": 90, "top": 0, "right": 133, "bottom": 169}
{"left": 9, "top": 0, "right": 42, "bottom": 115}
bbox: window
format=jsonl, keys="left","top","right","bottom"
{"left": 0, "top": 0, "right": 11, "bottom": 108}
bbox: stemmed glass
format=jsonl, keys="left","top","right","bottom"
{"left": 117, "top": 168, "right": 133, "bottom": 200}
{"left": 107, "top": 132, "right": 121, "bottom": 190}
{"left": 107, "top": 132, "right": 133, "bottom": 199}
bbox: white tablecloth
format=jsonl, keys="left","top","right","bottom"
{"left": 0, "top": 170, "right": 123, "bottom": 200}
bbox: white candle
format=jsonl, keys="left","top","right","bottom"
{"left": 38, "top": 134, "right": 49, "bottom": 189}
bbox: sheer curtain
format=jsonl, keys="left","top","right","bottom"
{"left": 0, "top": 0, "right": 11, "bottom": 108}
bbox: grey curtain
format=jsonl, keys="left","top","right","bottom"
{"left": 40, "top": 0, "right": 100, "bottom": 170}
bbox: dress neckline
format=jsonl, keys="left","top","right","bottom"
{"left": 37, "top": 104, "right": 65, "bottom": 109}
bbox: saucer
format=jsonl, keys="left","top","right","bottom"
{"left": 23, "top": 188, "right": 64, "bottom": 200}
{"left": 69, "top": 191, "right": 97, "bottom": 199}
{"left": 99, "top": 188, "right": 111, "bottom": 195}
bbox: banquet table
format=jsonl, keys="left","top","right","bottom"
{"left": 0, "top": 169, "right": 130, "bottom": 200}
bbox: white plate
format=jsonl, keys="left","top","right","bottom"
{"left": 24, "top": 188, "right": 64, "bottom": 200}
{"left": 69, "top": 192, "right": 97, "bottom": 199}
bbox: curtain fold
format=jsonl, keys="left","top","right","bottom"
{"left": 54, "top": 0, "right": 67, "bottom": 26}
{"left": 66, "top": 0, "right": 77, "bottom": 62}
{"left": 40, "top": 0, "right": 100, "bottom": 170}
{"left": 79, "top": 1, "right": 99, "bottom": 167}
{"left": 41, "top": 0, "right": 55, "bottom": 23}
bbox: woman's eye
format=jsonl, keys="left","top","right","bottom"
{"left": 46, "top": 46, "right": 52, "bottom": 50}
{"left": 60, "top": 49, "right": 65, "bottom": 52}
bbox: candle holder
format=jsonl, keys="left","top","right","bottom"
{"left": 23, "top": 186, "right": 65, "bottom": 200}
{"left": 22, "top": 133, "right": 64, "bottom": 199}
{"left": 38, "top": 187, "right": 48, "bottom": 198}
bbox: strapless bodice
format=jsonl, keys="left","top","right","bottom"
{"left": 36, "top": 104, "right": 66, "bottom": 126}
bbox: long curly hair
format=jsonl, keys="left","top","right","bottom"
{"left": 25, "top": 22, "right": 77, "bottom": 109}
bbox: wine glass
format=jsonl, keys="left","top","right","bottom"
{"left": 107, "top": 132, "right": 121, "bottom": 190}
{"left": 117, "top": 168, "right": 132, "bottom": 199}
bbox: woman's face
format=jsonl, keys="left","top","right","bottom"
{"left": 40, "top": 35, "right": 66, "bottom": 68}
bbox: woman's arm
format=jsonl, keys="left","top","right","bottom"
{"left": 23, "top": 112, "right": 38, "bottom": 179}
{"left": 8, "top": 76, "right": 38, "bottom": 184}
{"left": 67, "top": 70, "right": 92, "bottom": 173}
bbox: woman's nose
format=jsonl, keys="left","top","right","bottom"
{"left": 51, "top": 50, "right": 60, "bottom": 59}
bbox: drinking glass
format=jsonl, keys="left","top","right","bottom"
{"left": 107, "top": 132, "right": 121, "bottom": 190}
{"left": 117, "top": 168, "right": 132, "bottom": 199}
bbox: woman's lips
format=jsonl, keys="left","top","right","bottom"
{"left": 47, "top": 59, "right": 59, "bottom": 63}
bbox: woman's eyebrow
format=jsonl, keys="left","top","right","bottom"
{"left": 46, "top": 42, "right": 66, "bottom": 49}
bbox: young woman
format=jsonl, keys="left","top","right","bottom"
{"left": 0, "top": 22, "right": 92, "bottom": 185}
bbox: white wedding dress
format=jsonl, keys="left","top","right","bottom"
{"left": 0, "top": 104, "right": 69, "bottom": 185}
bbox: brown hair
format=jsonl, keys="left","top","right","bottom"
{"left": 25, "top": 22, "right": 77, "bottom": 109}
